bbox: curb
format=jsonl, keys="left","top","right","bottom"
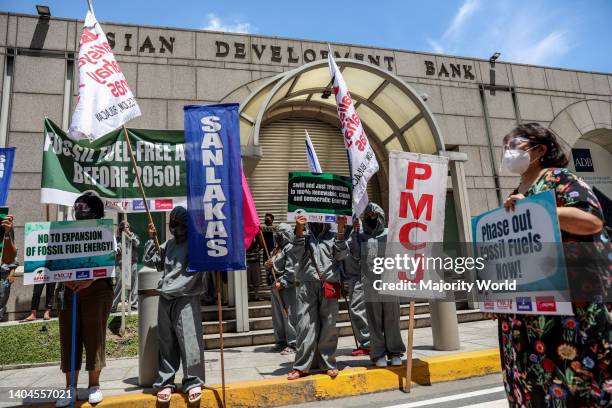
{"left": 35, "top": 348, "right": 501, "bottom": 407}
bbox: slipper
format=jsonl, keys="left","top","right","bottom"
{"left": 326, "top": 368, "right": 339, "bottom": 378}
{"left": 351, "top": 347, "right": 370, "bottom": 356}
{"left": 287, "top": 369, "right": 306, "bottom": 380}
{"left": 20, "top": 316, "right": 37, "bottom": 323}
{"left": 156, "top": 387, "right": 172, "bottom": 403}
{"left": 188, "top": 386, "right": 201, "bottom": 403}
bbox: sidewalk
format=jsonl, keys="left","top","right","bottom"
{"left": 0, "top": 320, "right": 498, "bottom": 406}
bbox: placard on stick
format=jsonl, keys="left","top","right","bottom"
{"left": 287, "top": 172, "right": 352, "bottom": 224}
{"left": 23, "top": 219, "right": 115, "bottom": 285}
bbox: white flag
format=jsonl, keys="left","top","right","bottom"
{"left": 69, "top": 3, "right": 141, "bottom": 141}
{"left": 304, "top": 130, "right": 323, "bottom": 173}
{"left": 327, "top": 47, "right": 379, "bottom": 216}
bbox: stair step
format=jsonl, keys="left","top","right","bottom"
{"left": 202, "top": 309, "right": 485, "bottom": 350}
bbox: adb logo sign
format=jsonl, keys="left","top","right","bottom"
{"left": 572, "top": 149, "right": 594, "bottom": 172}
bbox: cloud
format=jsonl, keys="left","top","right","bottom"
{"left": 443, "top": 0, "right": 481, "bottom": 40}
{"left": 204, "top": 13, "right": 253, "bottom": 34}
{"left": 426, "top": 1, "right": 574, "bottom": 66}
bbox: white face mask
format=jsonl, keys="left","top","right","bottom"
{"left": 501, "top": 147, "right": 537, "bottom": 175}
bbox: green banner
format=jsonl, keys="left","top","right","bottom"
{"left": 42, "top": 119, "right": 186, "bottom": 212}
{"left": 287, "top": 172, "right": 352, "bottom": 223}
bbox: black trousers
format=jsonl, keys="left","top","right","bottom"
{"left": 31, "top": 282, "right": 56, "bottom": 310}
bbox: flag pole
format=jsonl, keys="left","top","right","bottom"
{"left": 258, "top": 229, "right": 288, "bottom": 318}
{"left": 122, "top": 125, "right": 160, "bottom": 253}
{"left": 69, "top": 292, "right": 77, "bottom": 408}
{"left": 404, "top": 300, "right": 416, "bottom": 393}
{"left": 216, "top": 271, "right": 226, "bottom": 408}
{"left": 340, "top": 279, "right": 359, "bottom": 350}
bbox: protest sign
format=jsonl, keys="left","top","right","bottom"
{"left": 23, "top": 219, "right": 115, "bottom": 285}
{"left": 287, "top": 172, "right": 352, "bottom": 223}
{"left": 69, "top": 5, "right": 141, "bottom": 141}
{"left": 0, "top": 148, "right": 15, "bottom": 206}
{"left": 381, "top": 152, "right": 448, "bottom": 299}
{"left": 472, "top": 190, "right": 571, "bottom": 315}
{"left": 184, "top": 104, "right": 245, "bottom": 272}
{"left": 42, "top": 119, "right": 186, "bottom": 212}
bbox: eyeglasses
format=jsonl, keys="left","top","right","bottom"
{"left": 503, "top": 137, "right": 533, "bottom": 151}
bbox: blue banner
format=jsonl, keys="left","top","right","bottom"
{"left": 184, "top": 104, "right": 245, "bottom": 272}
{"left": 0, "top": 147, "right": 15, "bottom": 206}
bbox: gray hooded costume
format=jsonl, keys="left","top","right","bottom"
{"left": 349, "top": 203, "right": 405, "bottom": 361}
{"left": 342, "top": 223, "right": 371, "bottom": 350}
{"left": 270, "top": 223, "right": 297, "bottom": 349}
{"left": 112, "top": 221, "right": 140, "bottom": 311}
{"left": 288, "top": 222, "right": 348, "bottom": 372}
{"left": 143, "top": 206, "right": 205, "bottom": 392}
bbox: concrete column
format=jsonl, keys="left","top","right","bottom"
{"left": 233, "top": 270, "right": 250, "bottom": 332}
{"left": 137, "top": 265, "right": 162, "bottom": 387}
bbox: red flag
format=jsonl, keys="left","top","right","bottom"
{"left": 242, "top": 169, "right": 260, "bottom": 248}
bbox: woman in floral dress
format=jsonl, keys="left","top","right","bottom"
{"left": 497, "top": 123, "right": 611, "bottom": 407}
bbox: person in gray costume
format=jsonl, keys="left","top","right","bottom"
{"left": 342, "top": 217, "right": 371, "bottom": 356}
{"left": 287, "top": 215, "right": 348, "bottom": 380}
{"left": 111, "top": 220, "right": 140, "bottom": 312}
{"left": 349, "top": 203, "right": 405, "bottom": 368}
{"left": 143, "top": 206, "right": 205, "bottom": 404}
{"left": 265, "top": 223, "right": 297, "bottom": 354}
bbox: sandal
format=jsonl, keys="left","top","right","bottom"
{"left": 326, "top": 368, "right": 339, "bottom": 378}
{"left": 188, "top": 386, "right": 201, "bottom": 403}
{"left": 156, "top": 387, "right": 172, "bottom": 403}
{"left": 287, "top": 369, "right": 306, "bottom": 380}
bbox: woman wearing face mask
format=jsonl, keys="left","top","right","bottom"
{"left": 143, "top": 206, "right": 205, "bottom": 404}
{"left": 496, "top": 123, "right": 611, "bottom": 407}
{"left": 55, "top": 193, "right": 113, "bottom": 407}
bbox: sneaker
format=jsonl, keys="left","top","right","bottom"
{"left": 351, "top": 347, "right": 370, "bottom": 356}
{"left": 88, "top": 386, "right": 103, "bottom": 404}
{"left": 280, "top": 346, "right": 296, "bottom": 355}
{"left": 390, "top": 356, "right": 403, "bottom": 366}
{"left": 55, "top": 390, "right": 73, "bottom": 408}
{"left": 374, "top": 356, "right": 388, "bottom": 367}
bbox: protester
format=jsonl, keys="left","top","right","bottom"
{"left": 261, "top": 213, "right": 276, "bottom": 285}
{"left": 143, "top": 206, "right": 205, "bottom": 404}
{"left": 349, "top": 203, "right": 405, "bottom": 367}
{"left": 21, "top": 282, "right": 55, "bottom": 322}
{"left": 496, "top": 123, "right": 611, "bottom": 407}
{"left": 111, "top": 220, "right": 140, "bottom": 312}
{"left": 246, "top": 236, "right": 262, "bottom": 301}
{"left": 0, "top": 214, "right": 18, "bottom": 321}
{"left": 55, "top": 193, "right": 113, "bottom": 407}
{"left": 342, "top": 218, "right": 371, "bottom": 356}
{"left": 265, "top": 223, "right": 297, "bottom": 354}
{"left": 287, "top": 215, "right": 348, "bottom": 380}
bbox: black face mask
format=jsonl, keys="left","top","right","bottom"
{"left": 365, "top": 216, "right": 378, "bottom": 230}
{"left": 310, "top": 223, "right": 325, "bottom": 237}
{"left": 74, "top": 202, "right": 95, "bottom": 220}
{"left": 170, "top": 223, "right": 188, "bottom": 241}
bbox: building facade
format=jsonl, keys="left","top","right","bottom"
{"left": 1, "top": 11, "right": 612, "bottom": 253}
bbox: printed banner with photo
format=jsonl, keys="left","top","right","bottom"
{"left": 42, "top": 119, "right": 186, "bottom": 212}
{"left": 472, "top": 190, "right": 572, "bottom": 315}
{"left": 0, "top": 147, "right": 15, "bottom": 206}
{"left": 184, "top": 104, "right": 246, "bottom": 272}
{"left": 23, "top": 219, "right": 116, "bottom": 285}
{"left": 381, "top": 152, "right": 449, "bottom": 299}
{"left": 287, "top": 172, "right": 352, "bottom": 224}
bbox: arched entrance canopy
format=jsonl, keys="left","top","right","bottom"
{"left": 239, "top": 59, "right": 445, "bottom": 157}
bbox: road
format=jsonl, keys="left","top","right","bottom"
{"left": 285, "top": 374, "right": 508, "bottom": 408}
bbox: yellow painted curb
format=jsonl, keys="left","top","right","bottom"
{"left": 38, "top": 348, "right": 501, "bottom": 407}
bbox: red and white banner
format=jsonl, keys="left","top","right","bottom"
{"left": 69, "top": 4, "right": 141, "bottom": 141}
{"left": 328, "top": 50, "right": 379, "bottom": 216}
{"left": 383, "top": 152, "right": 448, "bottom": 299}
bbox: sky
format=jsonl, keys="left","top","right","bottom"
{"left": 2, "top": 0, "right": 611, "bottom": 73}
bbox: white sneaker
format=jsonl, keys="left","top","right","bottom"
{"left": 375, "top": 356, "right": 388, "bottom": 367}
{"left": 88, "top": 386, "right": 103, "bottom": 404}
{"left": 55, "top": 390, "right": 73, "bottom": 408}
{"left": 390, "top": 356, "right": 403, "bottom": 366}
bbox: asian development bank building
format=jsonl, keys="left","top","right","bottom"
{"left": 1, "top": 12, "right": 611, "bottom": 345}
